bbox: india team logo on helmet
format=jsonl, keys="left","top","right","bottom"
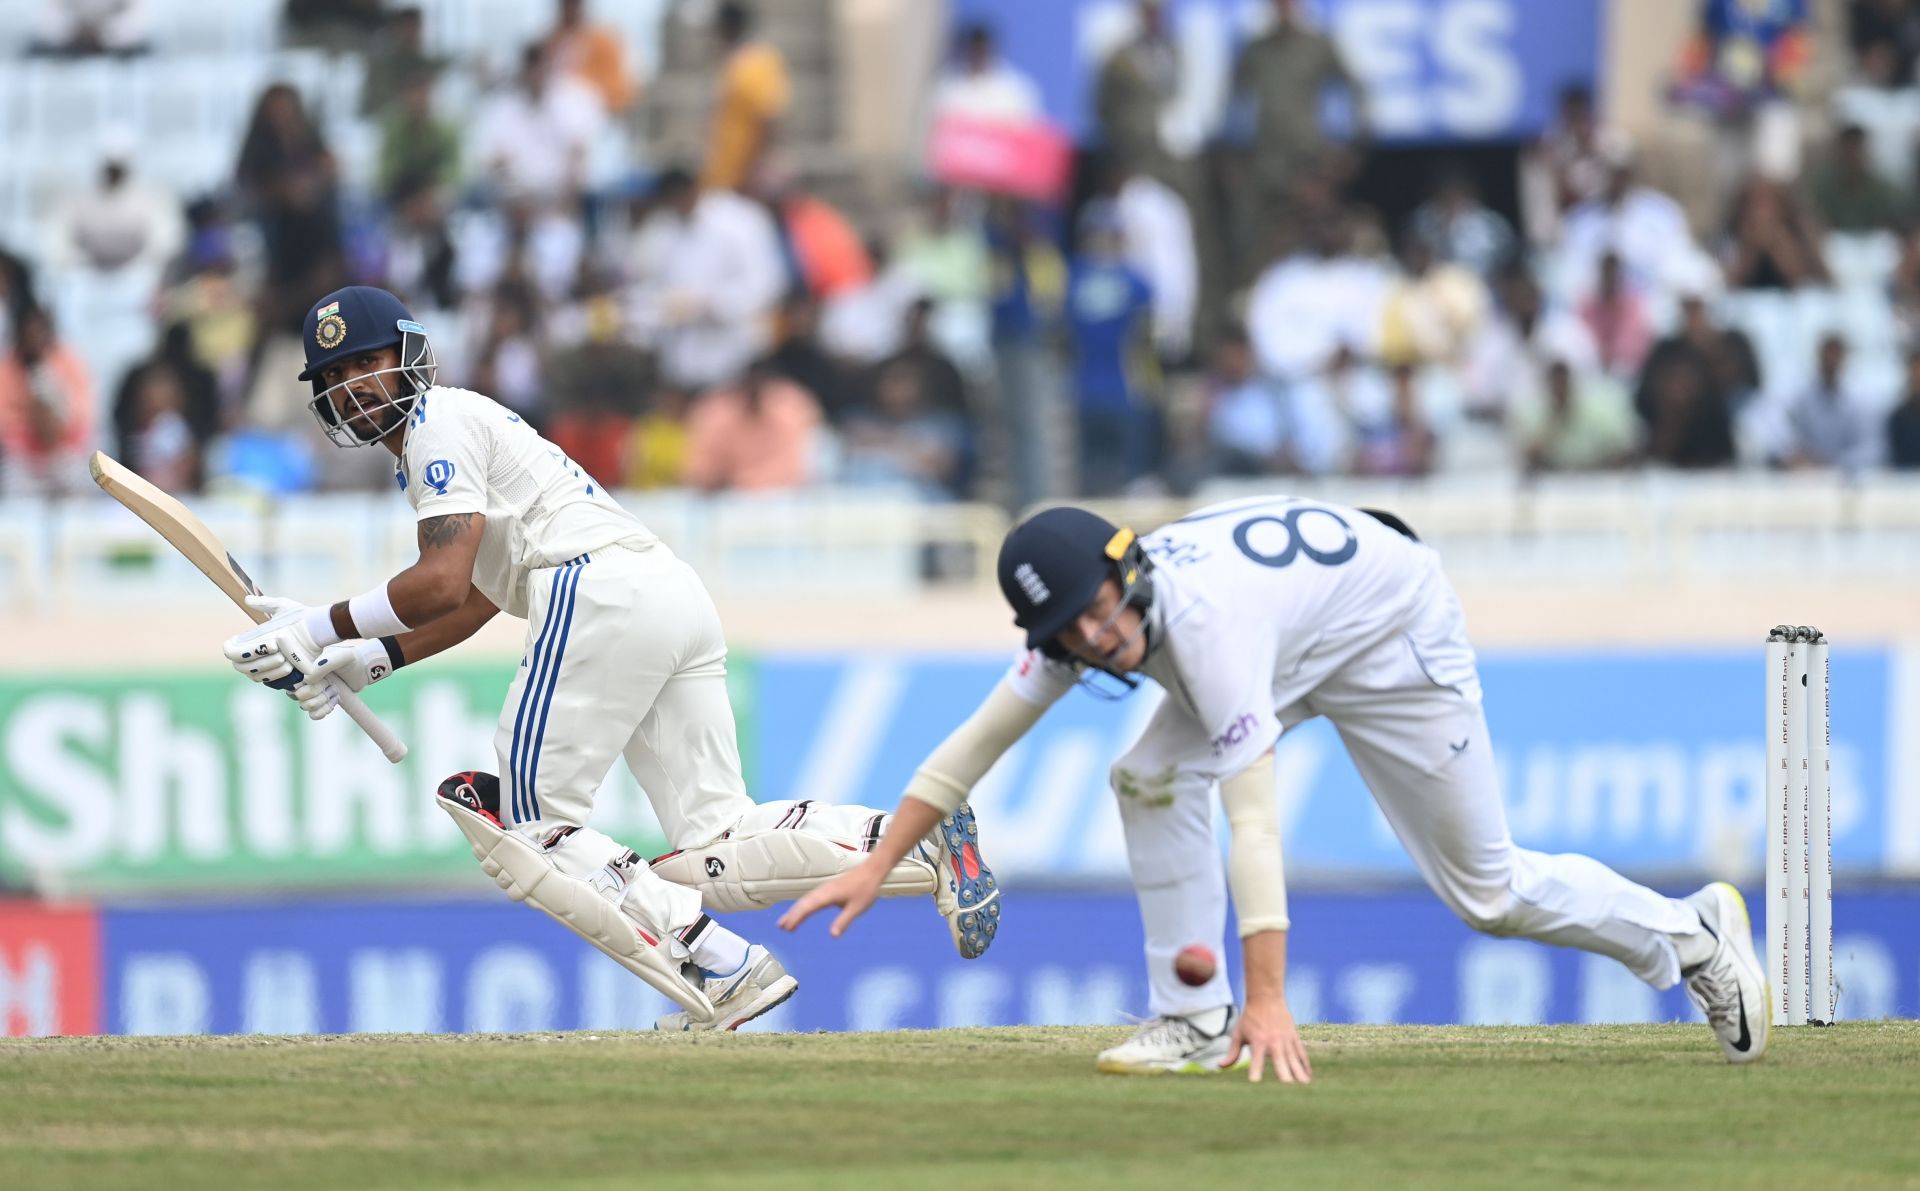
{"left": 314, "top": 301, "right": 347, "bottom": 351}
{"left": 298, "top": 286, "right": 439, "bottom": 449}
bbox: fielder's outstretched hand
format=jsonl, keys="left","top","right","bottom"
{"left": 779, "top": 863, "right": 885, "bottom": 939}
{"left": 1225, "top": 998, "right": 1312, "bottom": 1084}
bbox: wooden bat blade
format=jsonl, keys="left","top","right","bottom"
{"left": 87, "top": 451, "right": 408, "bottom": 763}
{"left": 89, "top": 450, "right": 267, "bottom": 618}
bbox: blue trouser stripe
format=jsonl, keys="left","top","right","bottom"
{"left": 506, "top": 570, "right": 558, "bottom": 823}
{"left": 522, "top": 560, "right": 587, "bottom": 821}
{"left": 508, "top": 560, "right": 578, "bottom": 823}
{"left": 517, "top": 560, "right": 586, "bottom": 823}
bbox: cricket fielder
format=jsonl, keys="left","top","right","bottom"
{"left": 221, "top": 286, "right": 1000, "bottom": 1031}
{"left": 783, "top": 497, "right": 1768, "bottom": 1076}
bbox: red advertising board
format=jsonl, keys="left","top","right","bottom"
{"left": 0, "top": 901, "right": 101, "bottom": 1036}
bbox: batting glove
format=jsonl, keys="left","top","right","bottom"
{"left": 223, "top": 595, "right": 328, "bottom": 688}
{"left": 288, "top": 639, "right": 395, "bottom": 721}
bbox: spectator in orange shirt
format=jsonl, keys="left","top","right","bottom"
{"left": 702, "top": 2, "right": 790, "bottom": 192}
{"left": 759, "top": 167, "right": 873, "bottom": 299}
{"left": 549, "top": 0, "right": 636, "bottom": 115}
{"left": 0, "top": 304, "right": 94, "bottom": 495}
{"left": 683, "top": 357, "right": 823, "bottom": 491}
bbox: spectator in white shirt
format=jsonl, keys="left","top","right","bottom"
{"left": 627, "top": 167, "right": 787, "bottom": 391}
{"left": 1463, "top": 268, "right": 1598, "bottom": 422}
{"left": 1205, "top": 325, "right": 1347, "bottom": 476}
{"left": 477, "top": 42, "right": 607, "bottom": 203}
{"left": 1559, "top": 153, "right": 1698, "bottom": 299}
{"left": 1520, "top": 83, "right": 1611, "bottom": 247}
{"left": 1245, "top": 220, "right": 1392, "bottom": 382}
{"left": 31, "top": 0, "right": 147, "bottom": 55}
{"left": 50, "top": 133, "right": 183, "bottom": 273}
{"left": 1777, "top": 333, "right": 1884, "bottom": 473}
{"left": 930, "top": 22, "right": 1043, "bottom": 124}
{"left": 1104, "top": 164, "right": 1197, "bottom": 363}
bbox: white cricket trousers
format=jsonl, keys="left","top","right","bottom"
{"left": 493, "top": 543, "right": 759, "bottom": 934}
{"left": 1114, "top": 565, "right": 1701, "bottom": 1018}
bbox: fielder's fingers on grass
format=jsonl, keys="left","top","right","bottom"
{"left": 1219, "top": 1026, "right": 1246, "bottom": 1071}
{"left": 1284, "top": 1036, "right": 1312, "bottom": 1083}
{"left": 1248, "top": 1040, "right": 1267, "bottom": 1083}
{"left": 1276, "top": 1044, "right": 1305, "bottom": 1084}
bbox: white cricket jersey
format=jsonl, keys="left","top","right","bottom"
{"left": 1003, "top": 495, "right": 1448, "bottom": 777}
{"left": 396, "top": 386, "right": 657, "bottom": 617}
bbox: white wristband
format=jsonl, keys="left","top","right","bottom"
{"left": 347, "top": 582, "right": 412, "bottom": 640}
{"left": 303, "top": 604, "right": 343, "bottom": 649}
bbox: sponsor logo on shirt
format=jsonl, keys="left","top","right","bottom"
{"left": 423, "top": 458, "right": 455, "bottom": 496}
{"left": 1014, "top": 562, "right": 1050, "bottom": 606}
{"left": 1211, "top": 711, "right": 1262, "bottom": 756}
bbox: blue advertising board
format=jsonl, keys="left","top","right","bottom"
{"left": 948, "top": 0, "right": 1604, "bottom": 145}
{"left": 751, "top": 647, "right": 1916, "bottom": 881}
{"left": 98, "top": 888, "right": 1920, "bottom": 1035}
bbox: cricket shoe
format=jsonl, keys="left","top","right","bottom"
{"left": 654, "top": 944, "right": 797, "bottom": 1032}
{"left": 1681, "top": 882, "right": 1769, "bottom": 1065}
{"left": 930, "top": 803, "right": 1000, "bottom": 959}
{"left": 1095, "top": 1005, "right": 1248, "bottom": 1075}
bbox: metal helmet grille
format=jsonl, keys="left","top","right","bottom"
{"left": 306, "top": 324, "right": 438, "bottom": 448}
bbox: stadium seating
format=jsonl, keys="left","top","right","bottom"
{"left": 0, "top": 0, "right": 665, "bottom": 255}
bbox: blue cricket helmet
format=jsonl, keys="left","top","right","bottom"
{"left": 299, "top": 285, "right": 421, "bottom": 382}
{"left": 298, "top": 286, "right": 437, "bottom": 447}
{"left": 997, "top": 506, "right": 1153, "bottom": 657}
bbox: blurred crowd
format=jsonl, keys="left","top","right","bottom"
{"left": 5, "top": 0, "right": 1920, "bottom": 508}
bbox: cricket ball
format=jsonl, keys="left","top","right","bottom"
{"left": 1173, "top": 944, "right": 1216, "bottom": 987}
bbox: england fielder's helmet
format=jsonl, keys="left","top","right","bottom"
{"left": 996, "top": 506, "right": 1155, "bottom": 660}
{"left": 298, "top": 285, "right": 438, "bottom": 447}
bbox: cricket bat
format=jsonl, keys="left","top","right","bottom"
{"left": 88, "top": 450, "right": 408, "bottom": 763}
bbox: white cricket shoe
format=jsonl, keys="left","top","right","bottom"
{"left": 1095, "top": 1006, "right": 1248, "bottom": 1075}
{"left": 1681, "top": 882, "right": 1769, "bottom": 1065}
{"left": 929, "top": 803, "right": 1001, "bottom": 959}
{"left": 654, "top": 944, "right": 798, "bottom": 1032}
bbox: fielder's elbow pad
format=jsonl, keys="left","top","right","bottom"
{"left": 1220, "top": 752, "right": 1290, "bottom": 935}
{"left": 903, "top": 679, "right": 1046, "bottom": 815}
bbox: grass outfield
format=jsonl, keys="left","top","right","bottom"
{"left": 3, "top": 1024, "right": 1917, "bottom": 1189}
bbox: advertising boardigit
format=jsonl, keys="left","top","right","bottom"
{"left": 949, "top": 0, "right": 1603, "bottom": 145}
{"left": 95, "top": 889, "right": 1920, "bottom": 1035}
{"left": 752, "top": 647, "right": 1913, "bottom": 880}
{"left": 0, "top": 665, "right": 679, "bottom": 892}
{"left": 0, "top": 901, "right": 101, "bottom": 1036}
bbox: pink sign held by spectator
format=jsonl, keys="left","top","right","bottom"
{"left": 927, "top": 114, "right": 1074, "bottom": 204}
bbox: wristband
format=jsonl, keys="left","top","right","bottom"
{"left": 380, "top": 635, "right": 407, "bottom": 672}
{"left": 303, "top": 604, "right": 343, "bottom": 650}
{"left": 347, "top": 582, "right": 412, "bottom": 640}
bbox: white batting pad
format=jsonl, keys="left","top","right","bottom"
{"left": 651, "top": 828, "right": 936, "bottom": 912}
{"left": 439, "top": 797, "right": 714, "bottom": 1018}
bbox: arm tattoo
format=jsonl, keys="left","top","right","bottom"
{"left": 418, "top": 513, "right": 477, "bottom": 549}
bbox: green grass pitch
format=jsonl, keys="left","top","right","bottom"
{"left": 3, "top": 1023, "right": 1917, "bottom": 1189}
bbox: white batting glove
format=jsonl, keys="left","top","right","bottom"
{"left": 288, "top": 639, "right": 395, "bottom": 721}
{"left": 223, "top": 595, "right": 328, "bottom": 688}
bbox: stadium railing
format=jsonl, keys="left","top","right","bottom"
{"left": 7, "top": 474, "right": 1920, "bottom": 616}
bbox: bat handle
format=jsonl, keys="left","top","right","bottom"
{"left": 328, "top": 675, "right": 409, "bottom": 763}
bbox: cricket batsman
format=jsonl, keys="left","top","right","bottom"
{"left": 220, "top": 286, "right": 1000, "bottom": 1031}
{"left": 783, "top": 497, "right": 1768, "bottom": 1077}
